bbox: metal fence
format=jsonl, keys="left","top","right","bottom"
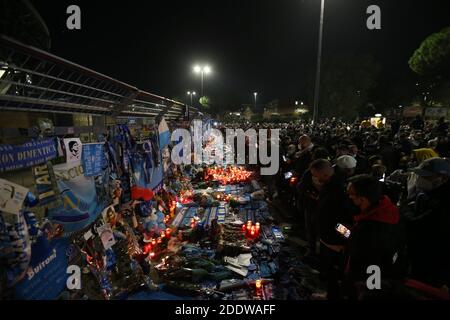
{"left": 0, "top": 35, "right": 199, "bottom": 120}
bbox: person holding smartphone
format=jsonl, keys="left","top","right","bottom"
{"left": 310, "top": 159, "right": 357, "bottom": 300}
{"left": 345, "top": 174, "right": 406, "bottom": 299}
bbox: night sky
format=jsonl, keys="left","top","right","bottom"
{"left": 31, "top": 0, "right": 450, "bottom": 108}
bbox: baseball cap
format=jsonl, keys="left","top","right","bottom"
{"left": 410, "top": 157, "right": 450, "bottom": 177}
{"left": 336, "top": 155, "right": 357, "bottom": 169}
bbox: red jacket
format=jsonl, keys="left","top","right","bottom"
{"left": 353, "top": 196, "right": 400, "bottom": 225}
{"left": 346, "top": 196, "right": 405, "bottom": 283}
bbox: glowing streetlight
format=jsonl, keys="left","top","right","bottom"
{"left": 187, "top": 91, "right": 196, "bottom": 106}
{"left": 254, "top": 92, "right": 258, "bottom": 109}
{"left": 193, "top": 65, "right": 212, "bottom": 96}
{"left": 194, "top": 65, "right": 202, "bottom": 73}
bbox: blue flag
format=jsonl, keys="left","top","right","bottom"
{"left": 82, "top": 143, "right": 106, "bottom": 177}
{"left": 158, "top": 117, "right": 171, "bottom": 149}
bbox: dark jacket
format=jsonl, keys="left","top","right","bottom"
{"left": 346, "top": 196, "right": 406, "bottom": 282}
{"left": 354, "top": 154, "right": 370, "bottom": 175}
{"left": 294, "top": 147, "right": 315, "bottom": 177}
{"left": 297, "top": 170, "right": 320, "bottom": 217}
{"left": 318, "top": 174, "right": 357, "bottom": 246}
{"left": 404, "top": 181, "right": 450, "bottom": 287}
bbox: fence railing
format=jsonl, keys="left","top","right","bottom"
{"left": 0, "top": 35, "right": 200, "bottom": 120}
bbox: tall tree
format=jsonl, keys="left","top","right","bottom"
{"left": 307, "top": 53, "right": 381, "bottom": 119}
{"left": 409, "top": 27, "right": 450, "bottom": 106}
{"left": 409, "top": 27, "right": 450, "bottom": 78}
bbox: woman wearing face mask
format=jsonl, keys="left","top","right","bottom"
{"left": 403, "top": 157, "right": 450, "bottom": 290}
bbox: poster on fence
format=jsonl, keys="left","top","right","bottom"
{"left": 0, "top": 178, "right": 29, "bottom": 215}
{"left": 82, "top": 143, "right": 106, "bottom": 177}
{"left": 47, "top": 162, "right": 105, "bottom": 237}
{"left": 63, "top": 138, "right": 82, "bottom": 164}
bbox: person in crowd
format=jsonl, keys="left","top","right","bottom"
{"left": 349, "top": 144, "right": 370, "bottom": 174}
{"left": 391, "top": 118, "right": 401, "bottom": 135}
{"left": 370, "top": 164, "right": 387, "bottom": 181}
{"left": 335, "top": 155, "right": 357, "bottom": 181}
{"left": 403, "top": 157, "right": 450, "bottom": 290}
{"left": 396, "top": 132, "right": 413, "bottom": 156}
{"left": 410, "top": 115, "right": 425, "bottom": 131}
{"left": 411, "top": 147, "right": 439, "bottom": 167}
{"left": 435, "top": 134, "right": 450, "bottom": 158}
{"left": 436, "top": 117, "right": 448, "bottom": 136}
{"left": 378, "top": 135, "right": 401, "bottom": 174}
{"left": 310, "top": 159, "right": 357, "bottom": 299}
{"left": 294, "top": 135, "right": 316, "bottom": 177}
{"left": 344, "top": 174, "right": 406, "bottom": 299}
{"left": 368, "top": 154, "right": 383, "bottom": 167}
{"left": 297, "top": 148, "right": 331, "bottom": 259}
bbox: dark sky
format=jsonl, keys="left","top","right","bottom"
{"left": 31, "top": 0, "right": 450, "bottom": 108}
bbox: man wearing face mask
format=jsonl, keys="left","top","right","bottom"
{"left": 404, "top": 157, "right": 450, "bottom": 289}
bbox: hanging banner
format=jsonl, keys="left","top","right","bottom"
{"left": 158, "top": 117, "right": 171, "bottom": 149}
{"left": 33, "top": 163, "right": 59, "bottom": 207}
{"left": 132, "top": 156, "right": 164, "bottom": 193}
{"left": 0, "top": 178, "right": 29, "bottom": 215}
{"left": 14, "top": 237, "right": 70, "bottom": 300}
{"left": 1, "top": 211, "right": 32, "bottom": 287}
{"left": 81, "top": 143, "right": 106, "bottom": 177}
{"left": 0, "top": 138, "right": 57, "bottom": 173}
{"left": 48, "top": 162, "right": 105, "bottom": 237}
{"left": 63, "top": 138, "right": 82, "bottom": 164}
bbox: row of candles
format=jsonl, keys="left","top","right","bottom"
{"left": 205, "top": 166, "right": 253, "bottom": 185}
{"left": 242, "top": 220, "right": 260, "bottom": 238}
{"left": 143, "top": 227, "right": 173, "bottom": 259}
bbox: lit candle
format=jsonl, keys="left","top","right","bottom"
{"left": 255, "top": 279, "right": 262, "bottom": 289}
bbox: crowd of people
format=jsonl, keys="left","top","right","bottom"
{"left": 235, "top": 115, "right": 450, "bottom": 299}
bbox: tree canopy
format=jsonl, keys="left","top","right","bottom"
{"left": 309, "top": 53, "right": 381, "bottom": 119}
{"left": 409, "top": 27, "right": 450, "bottom": 78}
